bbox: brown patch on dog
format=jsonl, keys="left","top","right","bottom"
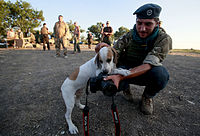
{"left": 69, "top": 68, "right": 79, "bottom": 80}
{"left": 107, "top": 46, "right": 118, "bottom": 64}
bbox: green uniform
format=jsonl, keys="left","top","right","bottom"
{"left": 103, "top": 26, "right": 113, "bottom": 45}
{"left": 53, "top": 21, "right": 70, "bottom": 56}
{"left": 114, "top": 27, "right": 172, "bottom": 68}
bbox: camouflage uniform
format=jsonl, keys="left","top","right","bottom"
{"left": 114, "top": 27, "right": 172, "bottom": 98}
{"left": 102, "top": 26, "right": 113, "bottom": 46}
{"left": 73, "top": 26, "right": 81, "bottom": 53}
{"left": 114, "top": 27, "right": 172, "bottom": 68}
{"left": 41, "top": 26, "right": 50, "bottom": 50}
{"left": 53, "top": 21, "right": 70, "bottom": 56}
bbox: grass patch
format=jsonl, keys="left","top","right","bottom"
{"left": 170, "top": 49, "right": 200, "bottom": 54}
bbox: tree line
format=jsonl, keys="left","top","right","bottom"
{"left": 0, "top": 0, "right": 129, "bottom": 42}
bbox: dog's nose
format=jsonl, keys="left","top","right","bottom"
{"left": 103, "top": 70, "right": 109, "bottom": 74}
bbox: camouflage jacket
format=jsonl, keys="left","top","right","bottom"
{"left": 53, "top": 21, "right": 71, "bottom": 39}
{"left": 41, "top": 26, "right": 48, "bottom": 35}
{"left": 113, "top": 27, "right": 172, "bottom": 67}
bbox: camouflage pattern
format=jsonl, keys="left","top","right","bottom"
{"left": 53, "top": 21, "right": 70, "bottom": 56}
{"left": 41, "top": 26, "right": 50, "bottom": 50}
{"left": 114, "top": 27, "right": 172, "bottom": 67}
{"left": 73, "top": 26, "right": 81, "bottom": 52}
{"left": 41, "top": 26, "right": 48, "bottom": 35}
{"left": 55, "top": 38, "right": 68, "bottom": 56}
{"left": 102, "top": 26, "right": 113, "bottom": 45}
{"left": 73, "top": 35, "right": 81, "bottom": 52}
{"left": 103, "top": 36, "right": 112, "bottom": 46}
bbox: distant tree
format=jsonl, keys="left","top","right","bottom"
{"left": 0, "top": 0, "right": 10, "bottom": 38}
{"left": 67, "top": 20, "right": 85, "bottom": 34}
{"left": 0, "top": 0, "right": 44, "bottom": 38}
{"left": 67, "top": 20, "right": 75, "bottom": 33}
{"left": 114, "top": 26, "right": 129, "bottom": 40}
{"left": 88, "top": 22, "right": 103, "bottom": 41}
{"left": 66, "top": 20, "right": 85, "bottom": 42}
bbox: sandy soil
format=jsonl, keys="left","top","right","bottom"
{"left": 0, "top": 45, "right": 200, "bottom": 136}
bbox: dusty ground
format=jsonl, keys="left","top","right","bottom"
{"left": 0, "top": 45, "right": 200, "bottom": 136}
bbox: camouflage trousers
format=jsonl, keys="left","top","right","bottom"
{"left": 73, "top": 36, "right": 81, "bottom": 52}
{"left": 55, "top": 37, "right": 68, "bottom": 56}
{"left": 102, "top": 36, "right": 112, "bottom": 46}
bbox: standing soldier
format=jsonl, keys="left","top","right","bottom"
{"left": 102, "top": 21, "right": 113, "bottom": 45}
{"left": 41, "top": 23, "right": 50, "bottom": 51}
{"left": 87, "top": 32, "right": 93, "bottom": 49}
{"left": 73, "top": 22, "right": 81, "bottom": 53}
{"left": 53, "top": 15, "right": 70, "bottom": 58}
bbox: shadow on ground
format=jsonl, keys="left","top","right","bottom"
{"left": 0, "top": 49, "right": 199, "bottom": 136}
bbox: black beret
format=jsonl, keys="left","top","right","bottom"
{"left": 133, "top": 3, "right": 162, "bottom": 19}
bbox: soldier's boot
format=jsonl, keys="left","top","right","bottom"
{"left": 47, "top": 43, "right": 50, "bottom": 50}
{"left": 122, "top": 86, "right": 134, "bottom": 101}
{"left": 43, "top": 45, "right": 46, "bottom": 51}
{"left": 55, "top": 48, "right": 60, "bottom": 57}
{"left": 140, "top": 95, "right": 154, "bottom": 115}
{"left": 63, "top": 48, "right": 68, "bottom": 58}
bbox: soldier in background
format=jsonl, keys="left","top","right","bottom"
{"left": 102, "top": 21, "right": 113, "bottom": 45}
{"left": 7, "top": 28, "right": 15, "bottom": 39}
{"left": 73, "top": 22, "right": 81, "bottom": 53}
{"left": 6, "top": 28, "right": 16, "bottom": 47}
{"left": 53, "top": 15, "right": 70, "bottom": 58}
{"left": 15, "top": 29, "right": 24, "bottom": 48}
{"left": 87, "top": 32, "right": 93, "bottom": 49}
{"left": 41, "top": 23, "right": 50, "bottom": 51}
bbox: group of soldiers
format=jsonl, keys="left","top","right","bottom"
{"left": 6, "top": 28, "right": 35, "bottom": 48}
{"left": 41, "top": 15, "right": 82, "bottom": 58}
{"left": 41, "top": 15, "right": 114, "bottom": 58}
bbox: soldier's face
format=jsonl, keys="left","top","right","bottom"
{"left": 59, "top": 16, "right": 63, "bottom": 22}
{"left": 106, "top": 22, "right": 109, "bottom": 26}
{"left": 136, "top": 18, "right": 158, "bottom": 39}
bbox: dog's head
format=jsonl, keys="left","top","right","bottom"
{"left": 95, "top": 46, "right": 117, "bottom": 74}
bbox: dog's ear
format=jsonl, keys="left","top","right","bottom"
{"left": 111, "top": 47, "right": 118, "bottom": 64}
{"left": 95, "top": 42, "right": 109, "bottom": 53}
{"left": 95, "top": 53, "right": 101, "bottom": 69}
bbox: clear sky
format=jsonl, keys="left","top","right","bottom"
{"left": 6, "top": 0, "right": 200, "bottom": 49}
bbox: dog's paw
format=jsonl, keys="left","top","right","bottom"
{"left": 69, "top": 124, "right": 79, "bottom": 134}
{"left": 78, "top": 104, "right": 85, "bottom": 109}
{"left": 112, "top": 68, "right": 131, "bottom": 76}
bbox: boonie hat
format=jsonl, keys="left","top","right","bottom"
{"left": 133, "top": 3, "right": 162, "bottom": 19}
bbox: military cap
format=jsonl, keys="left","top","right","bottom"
{"left": 133, "top": 3, "right": 162, "bottom": 19}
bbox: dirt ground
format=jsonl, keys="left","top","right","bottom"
{"left": 0, "top": 45, "right": 200, "bottom": 136}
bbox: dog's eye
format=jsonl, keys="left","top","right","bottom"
{"left": 107, "top": 59, "right": 111, "bottom": 63}
{"left": 99, "top": 60, "right": 103, "bottom": 63}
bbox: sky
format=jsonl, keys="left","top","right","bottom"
{"left": 6, "top": 0, "right": 200, "bottom": 49}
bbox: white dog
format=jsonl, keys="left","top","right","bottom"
{"left": 61, "top": 46, "right": 130, "bottom": 134}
